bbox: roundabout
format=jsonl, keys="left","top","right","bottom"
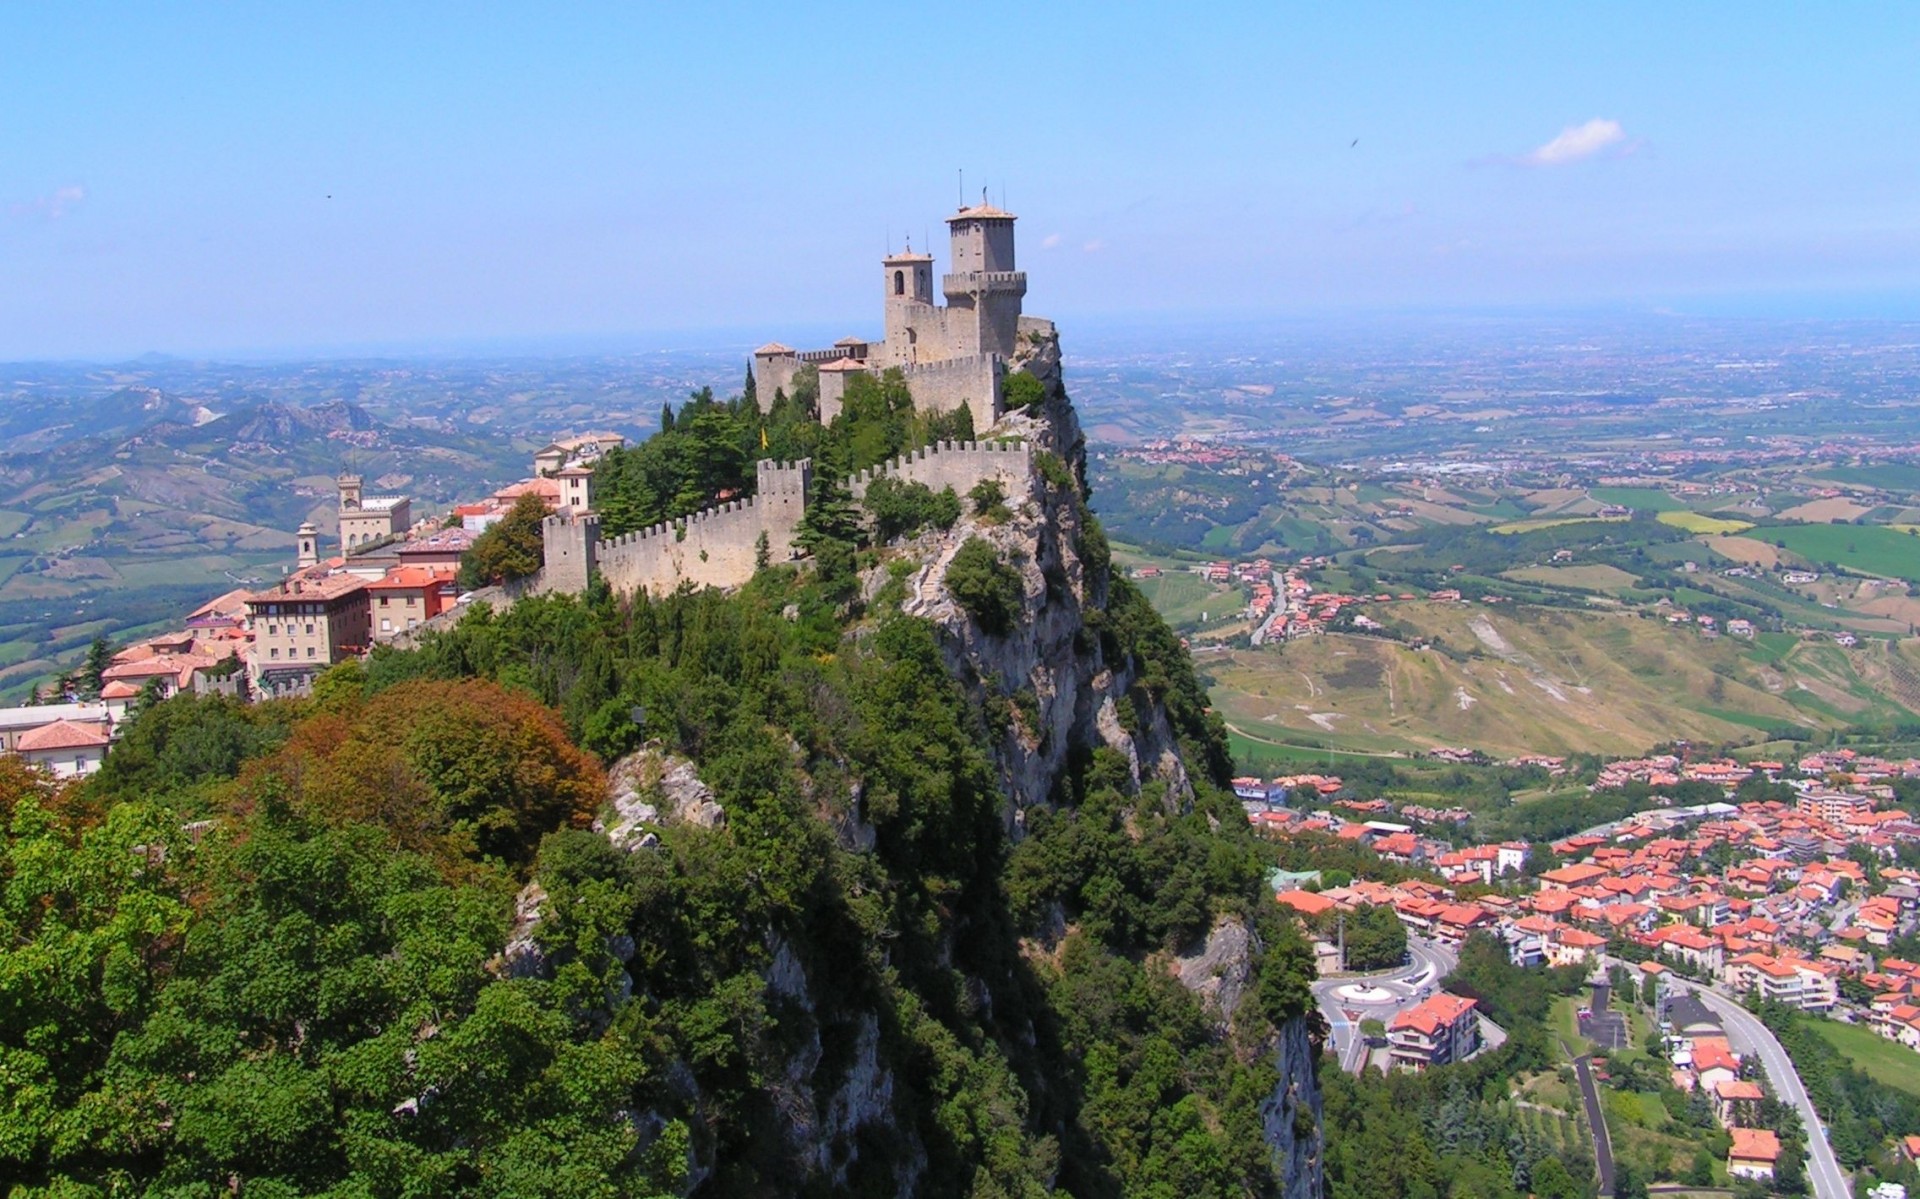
{"left": 1333, "top": 982, "right": 1396, "bottom": 1004}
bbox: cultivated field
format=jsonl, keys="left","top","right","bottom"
{"left": 1753, "top": 523, "right": 1920, "bottom": 583}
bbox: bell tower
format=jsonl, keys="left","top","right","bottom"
{"left": 337, "top": 473, "right": 363, "bottom": 511}
{"left": 882, "top": 238, "right": 935, "bottom": 365}
{"left": 296, "top": 521, "right": 319, "bottom": 569}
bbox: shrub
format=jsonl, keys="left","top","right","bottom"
{"left": 1003, "top": 371, "right": 1045, "bottom": 410}
{"left": 945, "top": 538, "right": 1024, "bottom": 634}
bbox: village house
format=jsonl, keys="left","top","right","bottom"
{"left": 366, "top": 565, "right": 459, "bottom": 642}
{"left": 1727, "top": 1127, "right": 1781, "bottom": 1181}
{"left": 1388, "top": 992, "right": 1481, "bottom": 1071}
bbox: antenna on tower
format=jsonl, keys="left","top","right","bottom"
{"left": 958, "top": 168, "right": 964, "bottom": 209}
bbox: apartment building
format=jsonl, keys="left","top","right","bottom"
{"left": 1725, "top": 953, "right": 1839, "bottom": 1011}
{"left": 366, "top": 565, "right": 458, "bottom": 642}
{"left": 1388, "top": 992, "right": 1480, "bottom": 1071}
{"left": 245, "top": 570, "right": 371, "bottom": 698}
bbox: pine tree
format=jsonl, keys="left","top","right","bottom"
{"left": 84, "top": 636, "right": 113, "bottom": 696}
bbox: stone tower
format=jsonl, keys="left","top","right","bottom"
{"left": 882, "top": 241, "right": 936, "bottom": 364}
{"left": 337, "top": 473, "right": 363, "bottom": 511}
{"left": 296, "top": 521, "right": 319, "bottom": 569}
{"left": 943, "top": 203, "right": 1026, "bottom": 360}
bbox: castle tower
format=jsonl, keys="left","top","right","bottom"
{"left": 337, "top": 473, "right": 363, "bottom": 511}
{"left": 943, "top": 202, "right": 1026, "bottom": 359}
{"left": 882, "top": 241, "right": 936, "bottom": 365}
{"left": 296, "top": 521, "right": 319, "bottom": 569}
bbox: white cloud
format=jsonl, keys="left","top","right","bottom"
{"left": 1520, "top": 119, "right": 1629, "bottom": 166}
{"left": 1040, "top": 232, "right": 1063, "bottom": 250}
{"left": 9, "top": 185, "right": 87, "bottom": 220}
{"left": 1081, "top": 239, "right": 1105, "bottom": 253}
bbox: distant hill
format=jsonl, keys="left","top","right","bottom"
{"left": 0, "top": 384, "right": 215, "bottom": 453}
{"left": 0, "top": 395, "right": 527, "bottom": 699}
{"left": 1201, "top": 602, "right": 1920, "bottom": 760}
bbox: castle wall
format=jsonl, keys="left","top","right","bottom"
{"left": 899, "top": 355, "right": 1003, "bottom": 433}
{"left": 590, "top": 459, "right": 811, "bottom": 599}
{"left": 848, "top": 439, "right": 1032, "bottom": 504}
{"left": 540, "top": 510, "right": 598, "bottom": 595}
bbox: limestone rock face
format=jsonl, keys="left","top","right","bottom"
{"left": 599, "top": 746, "right": 727, "bottom": 850}
{"left": 887, "top": 329, "right": 1191, "bottom": 819}
{"left": 1174, "top": 916, "right": 1258, "bottom": 1029}
{"left": 1261, "top": 1015, "right": 1327, "bottom": 1199}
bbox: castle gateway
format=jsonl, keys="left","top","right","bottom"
{"left": 752, "top": 202, "right": 1044, "bottom": 434}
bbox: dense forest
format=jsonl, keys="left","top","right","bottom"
{"left": 0, "top": 370, "right": 1321, "bottom": 1197}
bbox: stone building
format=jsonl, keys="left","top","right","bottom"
{"left": 753, "top": 201, "right": 1044, "bottom": 433}
{"left": 245, "top": 570, "right": 372, "bottom": 697}
{"left": 336, "top": 474, "right": 412, "bottom": 553}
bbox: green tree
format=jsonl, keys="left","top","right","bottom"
{"left": 945, "top": 538, "right": 1024, "bottom": 634}
{"left": 459, "top": 492, "right": 550, "bottom": 588}
{"left": 83, "top": 635, "right": 114, "bottom": 696}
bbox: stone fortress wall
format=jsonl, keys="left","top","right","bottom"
{"left": 538, "top": 439, "right": 1033, "bottom": 600}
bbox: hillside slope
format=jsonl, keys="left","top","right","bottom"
{"left": 1206, "top": 602, "right": 1920, "bottom": 758}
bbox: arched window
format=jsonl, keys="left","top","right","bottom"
{"left": 894, "top": 270, "right": 905, "bottom": 296}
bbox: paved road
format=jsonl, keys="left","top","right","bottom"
{"left": 1570, "top": 1052, "right": 1616, "bottom": 1197}
{"left": 1311, "top": 934, "right": 1460, "bottom": 1074}
{"left": 1682, "top": 984, "right": 1848, "bottom": 1199}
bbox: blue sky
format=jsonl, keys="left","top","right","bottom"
{"left": 4, "top": 3, "right": 1919, "bottom": 359}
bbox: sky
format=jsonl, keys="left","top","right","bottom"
{"left": 4, "top": 3, "right": 1920, "bottom": 360}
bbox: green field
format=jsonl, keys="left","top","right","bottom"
{"left": 1225, "top": 726, "right": 1401, "bottom": 771}
{"left": 1490, "top": 517, "right": 1628, "bottom": 535}
{"left": 1753, "top": 523, "right": 1920, "bottom": 583}
{"left": 1657, "top": 511, "right": 1753, "bottom": 535}
{"left": 1130, "top": 569, "right": 1230, "bottom": 629}
{"left": 0, "top": 511, "right": 28, "bottom": 539}
{"left": 1813, "top": 463, "right": 1920, "bottom": 494}
{"left": 1807, "top": 1017, "right": 1920, "bottom": 1095}
{"left": 1590, "top": 486, "right": 1685, "bottom": 513}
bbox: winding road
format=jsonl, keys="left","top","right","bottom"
{"left": 1681, "top": 982, "right": 1848, "bottom": 1199}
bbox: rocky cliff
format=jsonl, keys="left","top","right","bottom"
{"left": 499, "top": 329, "right": 1326, "bottom": 1196}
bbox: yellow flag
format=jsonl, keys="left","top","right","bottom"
{"left": 761, "top": 426, "right": 769, "bottom": 450}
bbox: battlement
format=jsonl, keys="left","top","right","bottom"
{"left": 942, "top": 270, "right": 1027, "bottom": 296}
{"left": 849, "top": 438, "right": 1032, "bottom": 503}
{"left": 542, "top": 441, "right": 1030, "bottom": 601}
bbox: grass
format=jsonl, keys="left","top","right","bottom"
{"left": 1812, "top": 463, "right": 1920, "bottom": 494}
{"left": 1490, "top": 516, "right": 1629, "bottom": 535}
{"left": 1747, "top": 631, "right": 1800, "bottom": 666}
{"left": 1130, "top": 568, "right": 1231, "bottom": 629}
{"left": 1658, "top": 511, "right": 1753, "bottom": 535}
{"left": 1752, "top": 523, "right": 1920, "bottom": 584}
{"left": 1806, "top": 1016, "right": 1920, "bottom": 1095}
{"left": 1590, "top": 486, "right": 1685, "bottom": 513}
{"left": 0, "top": 511, "right": 28, "bottom": 539}
{"left": 1226, "top": 727, "right": 1398, "bottom": 772}
{"left": 1503, "top": 563, "right": 1641, "bottom": 592}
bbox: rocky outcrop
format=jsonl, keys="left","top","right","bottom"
{"left": 882, "top": 326, "right": 1192, "bottom": 817}
{"left": 1172, "top": 917, "right": 1325, "bottom": 1199}
{"left": 1261, "top": 1015, "right": 1326, "bottom": 1199}
{"left": 599, "top": 746, "right": 727, "bottom": 850}
{"left": 1175, "top": 916, "right": 1259, "bottom": 1030}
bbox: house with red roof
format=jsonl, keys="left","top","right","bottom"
{"left": 13, "top": 718, "right": 111, "bottom": 777}
{"left": 1388, "top": 992, "right": 1480, "bottom": 1071}
{"left": 1727, "top": 1127, "right": 1780, "bottom": 1181}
